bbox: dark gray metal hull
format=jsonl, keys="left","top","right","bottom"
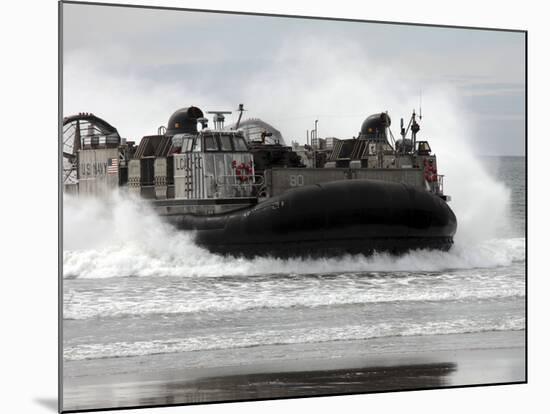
{"left": 167, "top": 179, "right": 457, "bottom": 258}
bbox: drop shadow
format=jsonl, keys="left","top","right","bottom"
{"left": 34, "top": 397, "right": 58, "bottom": 412}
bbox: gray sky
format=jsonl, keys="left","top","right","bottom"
{"left": 63, "top": 3, "right": 525, "bottom": 155}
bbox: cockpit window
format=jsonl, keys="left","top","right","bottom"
{"left": 182, "top": 136, "right": 194, "bottom": 152}
{"left": 367, "top": 143, "right": 376, "bottom": 155}
{"left": 172, "top": 135, "right": 182, "bottom": 145}
{"left": 233, "top": 136, "right": 248, "bottom": 151}
{"left": 204, "top": 135, "right": 218, "bottom": 151}
{"left": 219, "top": 135, "right": 233, "bottom": 151}
{"left": 193, "top": 136, "right": 201, "bottom": 152}
{"left": 418, "top": 141, "right": 431, "bottom": 154}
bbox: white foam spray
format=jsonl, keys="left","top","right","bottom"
{"left": 63, "top": 190, "right": 523, "bottom": 279}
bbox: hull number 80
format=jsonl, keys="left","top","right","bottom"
{"left": 289, "top": 174, "right": 305, "bottom": 187}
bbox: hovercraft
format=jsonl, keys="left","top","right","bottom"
{"left": 62, "top": 105, "right": 457, "bottom": 258}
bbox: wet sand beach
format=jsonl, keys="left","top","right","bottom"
{"left": 62, "top": 330, "right": 525, "bottom": 412}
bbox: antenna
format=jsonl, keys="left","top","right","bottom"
{"left": 419, "top": 90, "right": 423, "bottom": 120}
{"left": 314, "top": 119, "right": 319, "bottom": 140}
{"left": 235, "top": 104, "right": 246, "bottom": 129}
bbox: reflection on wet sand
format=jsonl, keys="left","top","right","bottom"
{"left": 163, "top": 362, "right": 457, "bottom": 403}
{"left": 64, "top": 362, "right": 457, "bottom": 411}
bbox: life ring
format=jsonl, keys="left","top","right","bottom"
{"left": 423, "top": 159, "right": 438, "bottom": 183}
{"left": 233, "top": 161, "right": 252, "bottom": 182}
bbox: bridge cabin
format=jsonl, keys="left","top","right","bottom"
{"left": 126, "top": 107, "right": 258, "bottom": 215}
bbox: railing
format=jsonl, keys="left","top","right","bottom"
{"left": 428, "top": 174, "right": 445, "bottom": 195}
{"left": 215, "top": 174, "right": 265, "bottom": 197}
{"left": 216, "top": 175, "right": 264, "bottom": 186}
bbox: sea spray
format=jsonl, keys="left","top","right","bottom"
{"left": 63, "top": 191, "right": 523, "bottom": 279}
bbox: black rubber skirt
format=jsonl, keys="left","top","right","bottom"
{"left": 167, "top": 179, "right": 457, "bottom": 258}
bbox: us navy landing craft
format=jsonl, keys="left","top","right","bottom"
{"left": 62, "top": 105, "right": 457, "bottom": 257}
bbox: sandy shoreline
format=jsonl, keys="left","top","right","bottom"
{"left": 62, "top": 330, "right": 525, "bottom": 412}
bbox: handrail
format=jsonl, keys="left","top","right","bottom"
{"left": 216, "top": 175, "right": 265, "bottom": 187}
{"left": 429, "top": 174, "right": 445, "bottom": 195}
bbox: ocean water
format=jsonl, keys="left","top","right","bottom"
{"left": 62, "top": 156, "right": 525, "bottom": 378}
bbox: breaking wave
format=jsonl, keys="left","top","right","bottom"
{"left": 63, "top": 316, "right": 525, "bottom": 361}
{"left": 63, "top": 264, "right": 525, "bottom": 320}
